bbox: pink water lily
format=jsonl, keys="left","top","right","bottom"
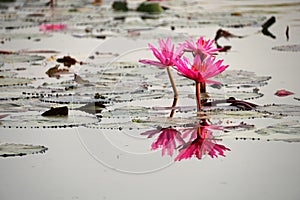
{"left": 139, "top": 37, "right": 183, "bottom": 68}
{"left": 174, "top": 54, "right": 229, "bottom": 84}
{"left": 141, "top": 127, "right": 185, "bottom": 156}
{"left": 139, "top": 37, "right": 184, "bottom": 117}
{"left": 181, "top": 36, "right": 221, "bottom": 59}
{"left": 275, "top": 89, "right": 294, "bottom": 97}
{"left": 39, "top": 24, "right": 67, "bottom": 32}
{"left": 175, "top": 125, "right": 230, "bottom": 161}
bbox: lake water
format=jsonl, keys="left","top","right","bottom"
{"left": 0, "top": 0, "right": 300, "bottom": 199}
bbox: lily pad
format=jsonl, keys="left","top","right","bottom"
{"left": 0, "top": 110, "right": 99, "bottom": 128}
{"left": 272, "top": 44, "right": 300, "bottom": 52}
{"left": 255, "top": 120, "right": 300, "bottom": 135}
{"left": 0, "top": 54, "right": 45, "bottom": 63}
{"left": 0, "top": 77, "right": 32, "bottom": 87}
{"left": 0, "top": 143, "right": 48, "bottom": 157}
{"left": 216, "top": 70, "right": 271, "bottom": 88}
{"left": 136, "top": 2, "right": 164, "bottom": 14}
{"left": 255, "top": 104, "right": 300, "bottom": 117}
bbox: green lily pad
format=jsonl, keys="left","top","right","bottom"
{"left": 255, "top": 120, "right": 300, "bottom": 135}
{"left": 0, "top": 54, "right": 45, "bottom": 63}
{"left": 216, "top": 70, "right": 271, "bottom": 88}
{"left": 255, "top": 104, "right": 300, "bottom": 116}
{"left": 112, "top": 1, "right": 129, "bottom": 12}
{"left": 0, "top": 110, "right": 99, "bottom": 128}
{"left": 0, "top": 143, "right": 48, "bottom": 157}
{"left": 0, "top": 77, "right": 32, "bottom": 87}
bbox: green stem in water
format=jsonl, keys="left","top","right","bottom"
{"left": 166, "top": 67, "right": 178, "bottom": 118}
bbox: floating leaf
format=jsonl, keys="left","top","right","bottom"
{"left": 136, "top": 2, "right": 164, "bottom": 14}
{"left": 256, "top": 104, "right": 300, "bottom": 116}
{"left": 255, "top": 120, "right": 300, "bottom": 135}
{"left": 0, "top": 77, "right": 32, "bottom": 87}
{"left": 272, "top": 44, "right": 300, "bottom": 52}
{"left": 0, "top": 143, "right": 48, "bottom": 157}
{"left": 0, "top": 110, "right": 99, "bottom": 128}
{"left": 112, "top": 1, "right": 129, "bottom": 11}
{"left": 0, "top": 54, "right": 45, "bottom": 63}
{"left": 216, "top": 70, "right": 271, "bottom": 88}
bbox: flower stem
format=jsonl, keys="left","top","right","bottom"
{"left": 169, "top": 96, "right": 178, "bottom": 118}
{"left": 196, "top": 82, "right": 202, "bottom": 113}
{"left": 166, "top": 67, "right": 178, "bottom": 118}
{"left": 200, "top": 82, "right": 206, "bottom": 94}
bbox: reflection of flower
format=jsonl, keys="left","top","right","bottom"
{"left": 174, "top": 54, "right": 228, "bottom": 84}
{"left": 181, "top": 36, "right": 220, "bottom": 59}
{"left": 175, "top": 125, "right": 230, "bottom": 161}
{"left": 141, "top": 127, "right": 185, "bottom": 156}
{"left": 139, "top": 37, "right": 183, "bottom": 68}
{"left": 141, "top": 120, "right": 230, "bottom": 161}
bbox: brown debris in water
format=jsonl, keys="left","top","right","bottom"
{"left": 261, "top": 16, "right": 276, "bottom": 39}
{"left": 57, "top": 56, "right": 83, "bottom": 67}
{"left": 42, "top": 106, "right": 68, "bottom": 116}
{"left": 46, "top": 64, "right": 69, "bottom": 78}
{"left": 214, "top": 29, "right": 243, "bottom": 52}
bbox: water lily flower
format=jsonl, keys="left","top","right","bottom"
{"left": 181, "top": 36, "right": 221, "bottom": 59}
{"left": 139, "top": 37, "right": 184, "bottom": 117}
{"left": 39, "top": 24, "right": 67, "bottom": 32}
{"left": 139, "top": 37, "right": 183, "bottom": 68}
{"left": 141, "top": 127, "right": 185, "bottom": 156}
{"left": 174, "top": 54, "right": 229, "bottom": 111}
{"left": 175, "top": 125, "right": 230, "bottom": 161}
{"left": 174, "top": 54, "right": 228, "bottom": 84}
{"left": 275, "top": 89, "right": 294, "bottom": 97}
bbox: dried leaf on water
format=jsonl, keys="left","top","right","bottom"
{"left": 46, "top": 64, "right": 69, "bottom": 78}
{"left": 41, "top": 106, "right": 68, "bottom": 116}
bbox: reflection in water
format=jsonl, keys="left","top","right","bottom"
{"left": 141, "top": 119, "right": 230, "bottom": 161}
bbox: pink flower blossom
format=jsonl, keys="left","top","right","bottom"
{"left": 175, "top": 125, "right": 230, "bottom": 161}
{"left": 181, "top": 36, "right": 221, "bottom": 59}
{"left": 141, "top": 127, "right": 185, "bottom": 156}
{"left": 139, "top": 37, "right": 184, "bottom": 68}
{"left": 174, "top": 54, "right": 229, "bottom": 84}
{"left": 275, "top": 89, "right": 294, "bottom": 97}
{"left": 39, "top": 24, "right": 67, "bottom": 32}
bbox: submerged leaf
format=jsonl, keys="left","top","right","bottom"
{"left": 0, "top": 143, "right": 48, "bottom": 157}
